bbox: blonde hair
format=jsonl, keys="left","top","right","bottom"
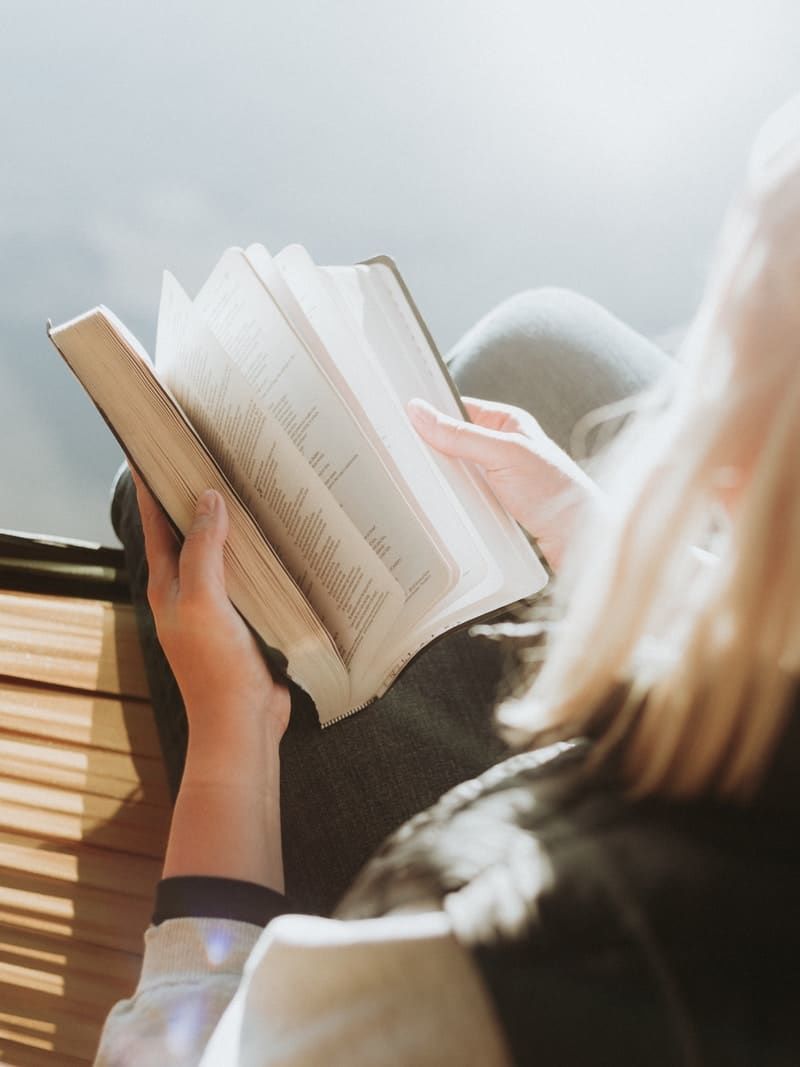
{"left": 500, "top": 97, "right": 800, "bottom": 799}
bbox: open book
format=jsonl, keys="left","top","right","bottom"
{"left": 48, "top": 245, "right": 548, "bottom": 724}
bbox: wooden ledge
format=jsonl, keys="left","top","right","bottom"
{"left": 0, "top": 534, "right": 168, "bottom": 1065}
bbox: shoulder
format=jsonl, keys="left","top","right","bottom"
{"left": 333, "top": 738, "right": 800, "bottom": 1064}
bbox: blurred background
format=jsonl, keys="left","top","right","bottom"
{"left": 1, "top": 0, "right": 798, "bottom": 544}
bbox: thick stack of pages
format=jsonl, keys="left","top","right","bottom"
{"left": 49, "top": 246, "right": 548, "bottom": 723}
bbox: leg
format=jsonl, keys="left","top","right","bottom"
{"left": 448, "top": 287, "right": 671, "bottom": 457}
{"left": 112, "top": 288, "right": 669, "bottom": 915}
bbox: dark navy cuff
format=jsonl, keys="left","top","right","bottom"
{"left": 153, "top": 876, "right": 292, "bottom": 927}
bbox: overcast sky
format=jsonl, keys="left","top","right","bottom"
{"left": 1, "top": 0, "right": 798, "bottom": 543}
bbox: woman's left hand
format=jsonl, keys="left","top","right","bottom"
{"left": 132, "top": 470, "right": 290, "bottom": 887}
{"left": 132, "top": 471, "right": 291, "bottom": 746}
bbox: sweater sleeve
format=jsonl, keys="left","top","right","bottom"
{"left": 94, "top": 917, "right": 263, "bottom": 1067}
{"left": 152, "top": 876, "right": 293, "bottom": 927}
{"left": 198, "top": 910, "right": 512, "bottom": 1067}
{"left": 94, "top": 910, "right": 511, "bottom": 1067}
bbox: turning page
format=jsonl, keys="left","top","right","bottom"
{"left": 48, "top": 309, "right": 351, "bottom": 722}
{"left": 156, "top": 273, "right": 409, "bottom": 678}
{"left": 156, "top": 261, "right": 457, "bottom": 700}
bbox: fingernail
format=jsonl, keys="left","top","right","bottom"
{"left": 196, "top": 489, "right": 218, "bottom": 518}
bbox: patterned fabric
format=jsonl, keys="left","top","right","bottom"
{"left": 338, "top": 737, "right": 800, "bottom": 1065}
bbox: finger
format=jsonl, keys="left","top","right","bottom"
{"left": 129, "top": 466, "right": 180, "bottom": 594}
{"left": 178, "top": 489, "right": 229, "bottom": 603}
{"left": 461, "top": 397, "right": 511, "bottom": 432}
{"left": 461, "top": 396, "right": 522, "bottom": 417}
{"left": 407, "top": 398, "right": 514, "bottom": 466}
{"left": 461, "top": 397, "right": 540, "bottom": 435}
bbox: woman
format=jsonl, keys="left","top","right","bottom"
{"left": 97, "top": 99, "right": 800, "bottom": 1065}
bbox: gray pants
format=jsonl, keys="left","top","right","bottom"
{"left": 111, "top": 288, "right": 669, "bottom": 915}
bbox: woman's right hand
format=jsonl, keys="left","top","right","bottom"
{"left": 407, "top": 396, "right": 600, "bottom": 571}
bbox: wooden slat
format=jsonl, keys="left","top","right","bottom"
{"left": 1, "top": 985, "right": 106, "bottom": 1061}
{"left": 0, "top": 921, "right": 143, "bottom": 990}
{"left": 0, "top": 904, "right": 143, "bottom": 958}
{"left": 0, "top": 955, "right": 139, "bottom": 1012}
{"left": 0, "top": 957, "right": 133, "bottom": 1016}
{"left": 0, "top": 557, "right": 170, "bottom": 1064}
{"left": 0, "top": 592, "right": 149, "bottom": 699}
{"left": 0, "top": 775, "right": 168, "bottom": 821}
{"left": 0, "top": 833, "right": 161, "bottom": 899}
{"left": 0, "top": 680, "right": 161, "bottom": 757}
{"left": 0, "top": 755, "right": 168, "bottom": 807}
{"left": 0, "top": 792, "right": 169, "bottom": 858}
{"left": 0, "top": 870, "right": 152, "bottom": 955}
{"left": 0, "top": 734, "right": 160, "bottom": 783}
{"left": 0, "top": 739, "right": 169, "bottom": 806}
{"left": 0, "top": 1034, "right": 90, "bottom": 1067}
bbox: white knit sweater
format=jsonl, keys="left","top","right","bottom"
{"left": 95, "top": 910, "right": 511, "bottom": 1066}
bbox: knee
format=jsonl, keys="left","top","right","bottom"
{"left": 110, "top": 463, "right": 139, "bottom": 543}
{"left": 447, "top": 287, "right": 670, "bottom": 454}
{"left": 491, "top": 286, "right": 597, "bottom": 323}
{"left": 450, "top": 286, "right": 667, "bottom": 388}
{"left": 484, "top": 287, "right": 618, "bottom": 352}
{"left": 448, "top": 286, "right": 608, "bottom": 386}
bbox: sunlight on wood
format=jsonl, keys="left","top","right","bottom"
{"left": 0, "top": 592, "right": 149, "bottom": 700}
{"left": 0, "top": 908, "right": 73, "bottom": 941}
{"left": 0, "top": 1013, "right": 56, "bottom": 1037}
{"left": 0, "top": 1022, "right": 56, "bottom": 1053}
{"left": 0, "top": 938, "right": 68, "bottom": 968}
{"left": 0, "top": 682, "right": 161, "bottom": 756}
{"left": 0, "top": 780, "right": 88, "bottom": 816}
{"left": 0, "top": 834, "right": 161, "bottom": 895}
{"left": 0, "top": 578, "right": 168, "bottom": 1065}
{"left": 0, "top": 886, "right": 75, "bottom": 921}
{"left": 1, "top": 736, "right": 93, "bottom": 772}
{"left": 1, "top": 960, "right": 66, "bottom": 997}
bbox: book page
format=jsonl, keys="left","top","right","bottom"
{"left": 187, "top": 252, "right": 453, "bottom": 632}
{"left": 324, "top": 261, "right": 549, "bottom": 689}
{"left": 49, "top": 309, "right": 351, "bottom": 724}
{"left": 269, "top": 244, "right": 489, "bottom": 593}
{"left": 246, "top": 243, "right": 459, "bottom": 576}
{"left": 244, "top": 242, "right": 460, "bottom": 598}
{"left": 156, "top": 273, "right": 405, "bottom": 673}
{"left": 320, "top": 263, "right": 493, "bottom": 593}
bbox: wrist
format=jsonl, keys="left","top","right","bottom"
{"left": 166, "top": 726, "right": 284, "bottom": 888}
{"left": 163, "top": 775, "right": 284, "bottom": 889}
{"left": 184, "top": 711, "right": 283, "bottom": 787}
{"left": 524, "top": 474, "right": 604, "bottom": 572}
{"left": 181, "top": 673, "right": 291, "bottom": 736}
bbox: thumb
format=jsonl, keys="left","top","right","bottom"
{"left": 178, "top": 489, "right": 229, "bottom": 600}
{"left": 407, "top": 398, "right": 511, "bottom": 467}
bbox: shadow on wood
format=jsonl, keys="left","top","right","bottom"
{"left": 0, "top": 541, "right": 169, "bottom": 1065}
